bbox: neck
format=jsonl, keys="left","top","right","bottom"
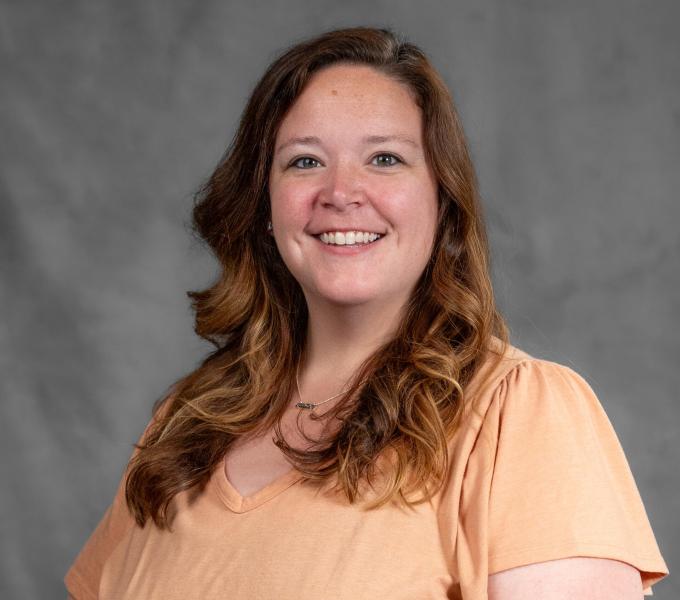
{"left": 301, "top": 295, "right": 407, "bottom": 387}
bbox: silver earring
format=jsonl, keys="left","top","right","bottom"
{"left": 267, "top": 221, "right": 273, "bottom": 232}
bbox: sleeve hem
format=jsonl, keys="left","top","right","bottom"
{"left": 489, "top": 542, "right": 669, "bottom": 597}
{"left": 64, "top": 568, "right": 98, "bottom": 600}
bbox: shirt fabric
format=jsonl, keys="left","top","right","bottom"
{"left": 65, "top": 338, "right": 669, "bottom": 599}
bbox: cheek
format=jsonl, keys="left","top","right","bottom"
{"left": 386, "top": 182, "right": 438, "bottom": 237}
{"left": 270, "top": 182, "right": 310, "bottom": 230}
{"left": 398, "top": 192, "right": 438, "bottom": 267}
{"left": 269, "top": 178, "right": 318, "bottom": 218}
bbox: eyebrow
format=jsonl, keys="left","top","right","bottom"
{"left": 275, "top": 134, "right": 420, "bottom": 154}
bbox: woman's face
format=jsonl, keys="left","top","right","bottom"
{"left": 268, "top": 64, "right": 439, "bottom": 310}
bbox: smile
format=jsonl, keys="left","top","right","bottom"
{"left": 317, "top": 231, "right": 383, "bottom": 246}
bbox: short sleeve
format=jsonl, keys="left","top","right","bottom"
{"left": 484, "top": 359, "right": 669, "bottom": 596}
{"left": 64, "top": 465, "right": 135, "bottom": 600}
{"left": 64, "top": 399, "right": 169, "bottom": 600}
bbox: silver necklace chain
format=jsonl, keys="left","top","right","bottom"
{"left": 294, "top": 362, "right": 357, "bottom": 410}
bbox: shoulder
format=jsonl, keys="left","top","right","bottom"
{"left": 462, "top": 337, "right": 600, "bottom": 426}
{"left": 456, "top": 344, "right": 611, "bottom": 446}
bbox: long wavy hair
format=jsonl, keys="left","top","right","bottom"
{"left": 125, "top": 26, "right": 510, "bottom": 528}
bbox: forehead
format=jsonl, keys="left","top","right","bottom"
{"left": 300, "top": 63, "right": 414, "bottom": 99}
{"left": 276, "top": 64, "right": 422, "bottom": 139}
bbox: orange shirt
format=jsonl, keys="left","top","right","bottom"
{"left": 65, "top": 340, "right": 669, "bottom": 599}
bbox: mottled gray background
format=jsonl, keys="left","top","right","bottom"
{"left": 1, "top": 1, "right": 677, "bottom": 598}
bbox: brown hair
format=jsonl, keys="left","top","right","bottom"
{"left": 125, "top": 25, "right": 509, "bottom": 528}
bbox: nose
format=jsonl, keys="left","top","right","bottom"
{"left": 319, "top": 161, "right": 365, "bottom": 211}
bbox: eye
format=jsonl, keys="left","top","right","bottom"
{"left": 371, "top": 153, "right": 402, "bottom": 167}
{"left": 290, "top": 156, "right": 321, "bottom": 169}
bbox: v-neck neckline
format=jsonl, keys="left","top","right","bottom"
{"left": 215, "top": 460, "right": 304, "bottom": 513}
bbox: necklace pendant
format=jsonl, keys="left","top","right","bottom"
{"left": 296, "top": 401, "right": 316, "bottom": 410}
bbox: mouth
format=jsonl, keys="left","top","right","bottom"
{"left": 313, "top": 230, "right": 384, "bottom": 247}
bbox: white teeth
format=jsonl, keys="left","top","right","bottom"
{"left": 318, "top": 231, "right": 382, "bottom": 246}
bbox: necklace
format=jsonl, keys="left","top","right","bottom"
{"left": 294, "top": 363, "right": 355, "bottom": 410}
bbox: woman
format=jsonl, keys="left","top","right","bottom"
{"left": 65, "top": 26, "right": 668, "bottom": 599}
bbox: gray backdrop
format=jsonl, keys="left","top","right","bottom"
{"left": 1, "top": 1, "right": 677, "bottom": 598}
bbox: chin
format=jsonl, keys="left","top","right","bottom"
{"left": 311, "top": 283, "right": 380, "bottom": 307}
{"left": 320, "top": 292, "right": 378, "bottom": 307}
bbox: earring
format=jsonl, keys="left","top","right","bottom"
{"left": 267, "top": 221, "right": 273, "bottom": 232}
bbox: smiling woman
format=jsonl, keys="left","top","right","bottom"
{"left": 64, "top": 26, "right": 668, "bottom": 600}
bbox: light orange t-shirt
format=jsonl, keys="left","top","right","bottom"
{"left": 65, "top": 339, "right": 669, "bottom": 599}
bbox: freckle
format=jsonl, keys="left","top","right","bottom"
{"left": 331, "top": 90, "right": 338, "bottom": 95}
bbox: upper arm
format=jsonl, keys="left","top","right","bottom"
{"left": 488, "top": 557, "right": 643, "bottom": 600}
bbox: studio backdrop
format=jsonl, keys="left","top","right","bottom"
{"left": 1, "top": 1, "right": 677, "bottom": 598}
